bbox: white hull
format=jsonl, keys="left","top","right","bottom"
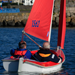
{"left": 2, "top": 57, "right": 19, "bottom": 72}
{"left": 20, "top": 60, "right": 62, "bottom": 73}
{"left": 2, "top": 57, "right": 63, "bottom": 73}
{"left": 2, "top": 50, "right": 65, "bottom": 73}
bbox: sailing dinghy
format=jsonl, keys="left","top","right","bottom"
{"left": 2, "top": 0, "right": 66, "bottom": 73}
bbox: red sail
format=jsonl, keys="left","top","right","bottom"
{"left": 24, "top": 0, "right": 54, "bottom": 41}
{"left": 57, "top": 0, "right": 66, "bottom": 49}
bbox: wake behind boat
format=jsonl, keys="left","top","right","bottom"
{"left": 2, "top": 0, "right": 66, "bottom": 73}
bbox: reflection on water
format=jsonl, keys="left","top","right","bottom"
{"left": 1, "top": 68, "right": 69, "bottom": 75}
{"left": 2, "top": 69, "right": 69, "bottom": 75}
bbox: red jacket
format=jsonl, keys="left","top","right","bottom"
{"left": 10, "top": 49, "right": 31, "bottom": 59}
{"left": 14, "top": 50, "right": 27, "bottom": 56}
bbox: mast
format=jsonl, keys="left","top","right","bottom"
{"left": 57, "top": 0, "right": 66, "bottom": 49}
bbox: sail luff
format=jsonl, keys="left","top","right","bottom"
{"left": 48, "top": 0, "right": 55, "bottom": 42}
{"left": 57, "top": 0, "right": 66, "bottom": 49}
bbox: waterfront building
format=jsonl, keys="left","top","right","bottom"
{"left": 22, "top": 0, "right": 35, "bottom": 5}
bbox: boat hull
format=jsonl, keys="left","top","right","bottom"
{"left": 2, "top": 58, "right": 62, "bottom": 73}
{"left": 2, "top": 50, "right": 65, "bottom": 73}
{"left": 2, "top": 57, "right": 19, "bottom": 72}
{"left": 21, "top": 60, "right": 63, "bottom": 73}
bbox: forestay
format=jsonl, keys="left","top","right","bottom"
{"left": 24, "top": 0, "right": 54, "bottom": 41}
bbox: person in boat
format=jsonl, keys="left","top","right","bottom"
{"left": 33, "top": 42, "right": 62, "bottom": 63}
{"left": 10, "top": 41, "right": 31, "bottom": 59}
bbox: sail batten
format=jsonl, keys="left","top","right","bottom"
{"left": 24, "top": 0, "right": 54, "bottom": 41}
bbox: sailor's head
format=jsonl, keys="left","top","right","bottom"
{"left": 43, "top": 42, "right": 50, "bottom": 49}
{"left": 19, "top": 41, "right": 26, "bottom": 49}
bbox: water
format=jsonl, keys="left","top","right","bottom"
{"left": 0, "top": 28, "right": 75, "bottom": 75}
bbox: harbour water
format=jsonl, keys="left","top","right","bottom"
{"left": 0, "top": 28, "right": 75, "bottom": 75}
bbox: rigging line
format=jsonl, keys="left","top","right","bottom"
{"left": 31, "top": 54, "right": 40, "bottom": 62}
{"left": 22, "top": 30, "right": 41, "bottom": 48}
{"left": 21, "top": 33, "right": 24, "bottom": 42}
{"left": 60, "top": 47, "right": 61, "bottom": 56}
{"left": 50, "top": 46, "right": 57, "bottom": 49}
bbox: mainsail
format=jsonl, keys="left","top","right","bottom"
{"left": 57, "top": 0, "right": 66, "bottom": 49}
{"left": 24, "top": 0, "right": 54, "bottom": 41}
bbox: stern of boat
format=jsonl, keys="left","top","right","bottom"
{"left": 2, "top": 57, "right": 19, "bottom": 72}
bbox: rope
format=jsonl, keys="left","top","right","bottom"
{"left": 21, "top": 33, "right": 24, "bottom": 42}
{"left": 31, "top": 54, "right": 40, "bottom": 62}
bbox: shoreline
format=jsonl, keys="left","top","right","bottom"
{"left": 0, "top": 26, "right": 75, "bottom": 29}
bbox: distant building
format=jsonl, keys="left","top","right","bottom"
{"left": 22, "top": 0, "right": 35, "bottom": 5}
{"left": 0, "top": 0, "right": 35, "bottom": 6}
{"left": 12, "top": 0, "right": 22, "bottom": 3}
{"left": 12, "top": 0, "right": 35, "bottom": 6}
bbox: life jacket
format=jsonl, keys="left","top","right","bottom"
{"left": 39, "top": 53, "right": 51, "bottom": 57}
{"left": 35, "top": 48, "right": 60, "bottom": 62}
{"left": 14, "top": 50, "right": 27, "bottom": 56}
{"left": 37, "top": 48, "right": 52, "bottom": 58}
